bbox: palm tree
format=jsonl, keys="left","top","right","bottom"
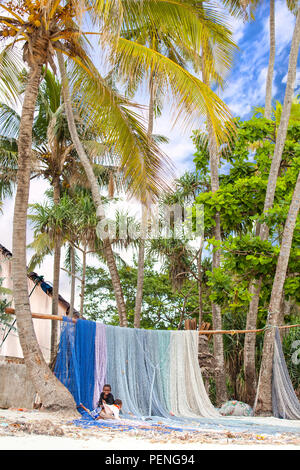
{"left": 253, "top": 10, "right": 300, "bottom": 416}
{"left": 196, "top": 21, "right": 233, "bottom": 406}
{"left": 0, "top": 68, "right": 89, "bottom": 359}
{"left": 258, "top": 7, "right": 300, "bottom": 241}
{"left": 28, "top": 192, "right": 75, "bottom": 359}
{"left": 244, "top": 5, "right": 300, "bottom": 406}
{"left": 67, "top": 189, "right": 99, "bottom": 317}
{"left": 56, "top": 1, "right": 237, "bottom": 326}
{"left": 162, "top": 170, "right": 207, "bottom": 325}
{"left": 224, "top": 0, "right": 300, "bottom": 405}
{"left": 118, "top": 6, "right": 237, "bottom": 329}
{"left": 0, "top": 0, "right": 236, "bottom": 411}
{"left": 63, "top": 242, "right": 80, "bottom": 318}
{"left": 0, "top": 0, "right": 103, "bottom": 409}
{"left": 264, "top": 0, "right": 300, "bottom": 113}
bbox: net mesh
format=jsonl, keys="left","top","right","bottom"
{"left": 54, "top": 318, "right": 219, "bottom": 420}
{"left": 54, "top": 317, "right": 81, "bottom": 406}
{"left": 272, "top": 327, "right": 300, "bottom": 420}
{"left": 54, "top": 319, "right": 300, "bottom": 423}
{"left": 92, "top": 322, "right": 107, "bottom": 409}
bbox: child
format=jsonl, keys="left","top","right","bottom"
{"left": 97, "top": 384, "right": 114, "bottom": 407}
{"left": 86, "top": 384, "right": 114, "bottom": 420}
{"left": 96, "top": 399, "right": 122, "bottom": 421}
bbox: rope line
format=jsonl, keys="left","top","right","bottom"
{"left": 3, "top": 308, "right": 300, "bottom": 335}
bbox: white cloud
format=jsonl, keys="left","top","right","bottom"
{"left": 269, "top": 1, "right": 296, "bottom": 54}
{"left": 229, "top": 15, "right": 246, "bottom": 43}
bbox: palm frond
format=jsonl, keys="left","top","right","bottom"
{"left": 114, "top": 37, "right": 235, "bottom": 143}
{"left": 65, "top": 56, "right": 174, "bottom": 201}
{"left": 0, "top": 103, "right": 20, "bottom": 139}
{"left": 0, "top": 46, "right": 23, "bottom": 105}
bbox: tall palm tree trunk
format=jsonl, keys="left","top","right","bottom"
{"left": 57, "top": 51, "right": 128, "bottom": 327}
{"left": 255, "top": 169, "right": 300, "bottom": 415}
{"left": 265, "top": 0, "right": 276, "bottom": 120}
{"left": 50, "top": 174, "right": 61, "bottom": 363}
{"left": 244, "top": 6, "right": 300, "bottom": 406}
{"left": 134, "top": 72, "right": 154, "bottom": 328}
{"left": 244, "top": 0, "right": 275, "bottom": 404}
{"left": 79, "top": 245, "right": 87, "bottom": 318}
{"left": 12, "top": 62, "right": 75, "bottom": 410}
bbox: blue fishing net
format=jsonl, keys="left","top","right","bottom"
{"left": 54, "top": 318, "right": 300, "bottom": 435}
{"left": 54, "top": 318, "right": 96, "bottom": 410}
{"left": 54, "top": 317, "right": 81, "bottom": 406}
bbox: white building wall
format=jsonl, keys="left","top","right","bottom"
{"left": 0, "top": 252, "right": 68, "bottom": 363}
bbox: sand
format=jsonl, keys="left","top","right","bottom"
{"left": 0, "top": 408, "right": 299, "bottom": 450}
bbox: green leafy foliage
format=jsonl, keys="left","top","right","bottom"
{"left": 84, "top": 258, "right": 200, "bottom": 329}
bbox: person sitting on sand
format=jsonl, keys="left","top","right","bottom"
{"left": 97, "top": 384, "right": 115, "bottom": 407}
{"left": 82, "top": 384, "right": 115, "bottom": 419}
{"left": 96, "top": 399, "right": 123, "bottom": 421}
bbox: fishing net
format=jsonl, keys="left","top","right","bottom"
{"left": 169, "top": 330, "right": 218, "bottom": 418}
{"left": 92, "top": 322, "right": 107, "bottom": 409}
{"left": 54, "top": 318, "right": 96, "bottom": 410}
{"left": 272, "top": 327, "right": 300, "bottom": 420}
{"left": 105, "top": 325, "right": 171, "bottom": 419}
{"left": 54, "top": 317, "right": 81, "bottom": 406}
{"left": 220, "top": 401, "right": 253, "bottom": 417}
{"left": 54, "top": 318, "right": 219, "bottom": 421}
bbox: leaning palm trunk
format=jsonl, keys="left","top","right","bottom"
{"left": 254, "top": 169, "right": 300, "bottom": 415}
{"left": 244, "top": 6, "right": 300, "bottom": 406}
{"left": 134, "top": 72, "right": 154, "bottom": 328}
{"left": 57, "top": 51, "right": 127, "bottom": 327}
{"left": 12, "top": 61, "right": 76, "bottom": 411}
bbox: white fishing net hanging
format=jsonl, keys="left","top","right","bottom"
{"left": 92, "top": 322, "right": 107, "bottom": 409}
{"left": 104, "top": 324, "right": 219, "bottom": 421}
{"left": 169, "top": 330, "right": 219, "bottom": 418}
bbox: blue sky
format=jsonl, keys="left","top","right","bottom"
{"left": 155, "top": 0, "right": 299, "bottom": 177}
{"left": 0, "top": 0, "right": 298, "bottom": 307}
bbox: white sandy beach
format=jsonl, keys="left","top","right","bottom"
{"left": 0, "top": 408, "right": 299, "bottom": 450}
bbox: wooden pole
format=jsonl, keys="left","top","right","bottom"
{"left": 4, "top": 307, "right": 76, "bottom": 323}
{"left": 4, "top": 308, "right": 300, "bottom": 333}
